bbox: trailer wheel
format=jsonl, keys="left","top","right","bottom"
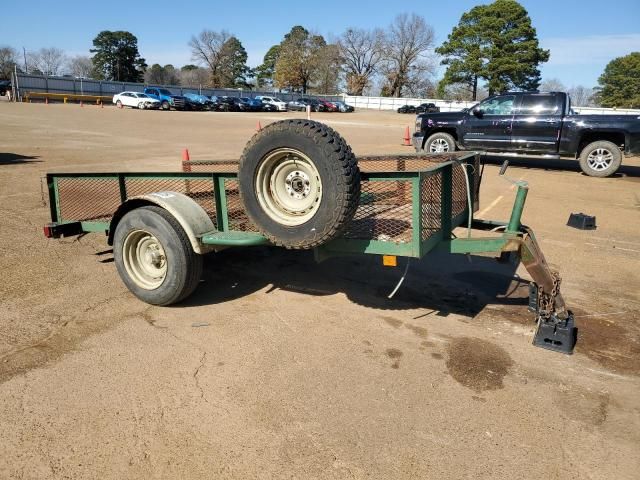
{"left": 238, "top": 119, "right": 360, "bottom": 249}
{"left": 113, "top": 206, "right": 203, "bottom": 305}
{"left": 578, "top": 140, "right": 622, "bottom": 177}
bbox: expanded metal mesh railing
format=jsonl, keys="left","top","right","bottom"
{"left": 48, "top": 152, "right": 480, "bottom": 254}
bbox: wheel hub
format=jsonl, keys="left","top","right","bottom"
{"left": 123, "top": 230, "right": 167, "bottom": 290}
{"left": 255, "top": 148, "right": 322, "bottom": 226}
{"left": 430, "top": 138, "right": 449, "bottom": 153}
{"left": 587, "top": 148, "right": 613, "bottom": 170}
{"left": 285, "top": 170, "right": 311, "bottom": 199}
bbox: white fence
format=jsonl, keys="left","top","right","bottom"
{"left": 343, "top": 95, "right": 640, "bottom": 116}
{"left": 344, "top": 95, "right": 475, "bottom": 112}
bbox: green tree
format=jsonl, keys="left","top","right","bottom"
{"left": 145, "top": 64, "right": 180, "bottom": 85}
{"left": 219, "top": 37, "right": 252, "bottom": 88}
{"left": 436, "top": 0, "right": 549, "bottom": 99}
{"left": 595, "top": 52, "right": 640, "bottom": 108}
{"left": 90, "top": 31, "right": 146, "bottom": 82}
{"left": 255, "top": 45, "right": 280, "bottom": 89}
{"left": 274, "top": 26, "right": 326, "bottom": 93}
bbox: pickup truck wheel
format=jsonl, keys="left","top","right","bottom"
{"left": 238, "top": 119, "right": 360, "bottom": 249}
{"left": 161, "top": 101, "right": 170, "bottom": 111}
{"left": 113, "top": 206, "right": 203, "bottom": 305}
{"left": 425, "top": 132, "right": 456, "bottom": 153}
{"left": 579, "top": 141, "right": 622, "bottom": 177}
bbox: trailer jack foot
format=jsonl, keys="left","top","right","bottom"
{"left": 533, "top": 312, "right": 577, "bottom": 354}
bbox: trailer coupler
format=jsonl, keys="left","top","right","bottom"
{"left": 529, "top": 284, "right": 577, "bottom": 354}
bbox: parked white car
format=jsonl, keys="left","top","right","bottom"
{"left": 255, "top": 96, "right": 288, "bottom": 111}
{"left": 113, "top": 91, "right": 160, "bottom": 109}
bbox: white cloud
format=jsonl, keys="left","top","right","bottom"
{"left": 542, "top": 33, "right": 640, "bottom": 66}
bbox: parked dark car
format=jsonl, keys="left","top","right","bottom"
{"left": 397, "top": 104, "right": 417, "bottom": 114}
{"left": 217, "top": 96, "right": 247, "bottom": 112}
{"left": 415, "top": 102, "right": 439, "bottom": 114}
{"left": 287, "top": 99, "right": 308, "bottom": 111}
{"left": 332, "top": 101, "right": 354, "bottom": 113}
{"left": 240, "top": 97, "right": 263, "bottom": 112}
{"left": 0, "top": 80, "right": 10, "bottom": 96}
{"left": 414, "top": 91, "right": 640, "bottom": 177}
{"left": 287, "top": 98, "right": 326, "bottom": 112}
{"left": 184, "top": 93, "right": 215, "bottom": 110}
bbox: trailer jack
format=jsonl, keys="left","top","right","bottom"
{"left": 519, "top": 228, "right": 578, "bottom": 354}
{"left": 529, "top": 283, "right": 577, "bottom": 354}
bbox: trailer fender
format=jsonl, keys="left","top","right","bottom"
{"left": 108, "top": 191, "right": 216, "bottom": 254}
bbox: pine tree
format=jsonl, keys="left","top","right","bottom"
{"left": 436, "top": 0, "right": 549, "bottom": 99}
{"left": 595, "top": 52, "right": 640, "bottom": 108}
{"left": 90, "top": 31, "right": 146, "bottom": 82}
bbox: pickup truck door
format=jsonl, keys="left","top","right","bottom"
{"left": 460, "top": 95, "right": 516, "bottom": 150}
{"left": 510, "top": 94, "right": 562, "bottom": 153}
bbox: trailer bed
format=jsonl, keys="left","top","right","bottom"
{"left": 48, "top": 152, "right": 480, "bottom": 258}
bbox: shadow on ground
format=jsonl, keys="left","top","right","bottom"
{"left": 182, "top": 246, "right": 527, "bottom": 319}
{"left": 0, "top": 153, "right": 41, "bottom": 165}
{"left": 482, "top": 155, "right": 640, "bottom": 179}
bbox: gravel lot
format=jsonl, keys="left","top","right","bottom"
{"left": 1, "top": 101, "right": 639, "bottom": 479}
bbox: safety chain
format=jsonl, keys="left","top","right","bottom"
{"left": 537, "top": 271, "right": 561, "bottom": 319}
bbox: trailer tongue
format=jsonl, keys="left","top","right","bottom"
{"left": 43, "top": 120, "right": 577, "bottom": 353}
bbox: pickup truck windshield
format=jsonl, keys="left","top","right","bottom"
{"left": 158, "top": 89, "right": 172, "bottom": 96}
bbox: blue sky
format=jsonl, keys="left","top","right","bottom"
{"left": 2, "top": 0, "right": 639, "bottom": 88}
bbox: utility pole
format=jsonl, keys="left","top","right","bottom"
{"left": 22, "top": 47, "right": 27, "bottom": 72}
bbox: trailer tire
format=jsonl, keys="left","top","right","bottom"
{"left": 578, "top": 140, "right": 622, "bottom": 177}
{"left": 113, "top": 206, "right": 203, "bottom": 305}
{"left": 238, "top": 119, "right": 360, "bottom": 249}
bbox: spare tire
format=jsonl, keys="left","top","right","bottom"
{"left": 238, "top": 119, "right": 360, "bottom": 249}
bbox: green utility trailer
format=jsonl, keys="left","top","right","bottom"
{"left": 43, "top": 120, "right": 577, "bottom": 353}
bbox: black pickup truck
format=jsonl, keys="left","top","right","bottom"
{"left": 413, "top": 91, "right": 640, "bottom": 177}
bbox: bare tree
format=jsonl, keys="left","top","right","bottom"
{"left": 438, "top": 81, "right": 488, "bottom": 101}
{"left": 314, "top": 43, "right": 343, "bottom": 93}
{"left": 67, "top": 55, "right": 93, "bottom": 78}
{"left": 338, "top": 27, "right": 385, "bottom": 95}
{"left": 567, "top": 85, "right": 595, "bottom": 107}
{"left": 189, "top": 30, "right": 232, "bottom": 87}
{"left": 540, "top": 78, "right": 566, "bottom": 92}
{"left": 0, "top": 46, "right": 18, "bottom": 79}
{"left": 179, "top": 65, "right": 209, "bottom": 87}
{"left": 28, "top": 47, "right": 67, "bottom": 76}
{"left": 381, "top": 14, "right": 435, "bottom": 97}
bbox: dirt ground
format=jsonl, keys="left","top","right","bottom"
{"left": 1, "top": 101, "right": 639, "bottom": 479}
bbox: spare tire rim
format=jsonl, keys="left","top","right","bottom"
{"left": 122, "top": 230, "right": 167, "bottom": 290}
{"left": 256, "top": 148, "right": 322, "bottom": 226}
{"left": 430, "top": 138, "right": 450, "bottom": 153}
{"left": 587, "top": 148, "right": 613, "bottom": 171}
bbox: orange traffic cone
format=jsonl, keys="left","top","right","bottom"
{"left": 182, "top": 149, "right": 191, "bottom": 172}
{"left": 403, "top": 126, "right": 411, "bottom": 146}
{"left": 256, "top": 121, "right": 262, "bottom": 131}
